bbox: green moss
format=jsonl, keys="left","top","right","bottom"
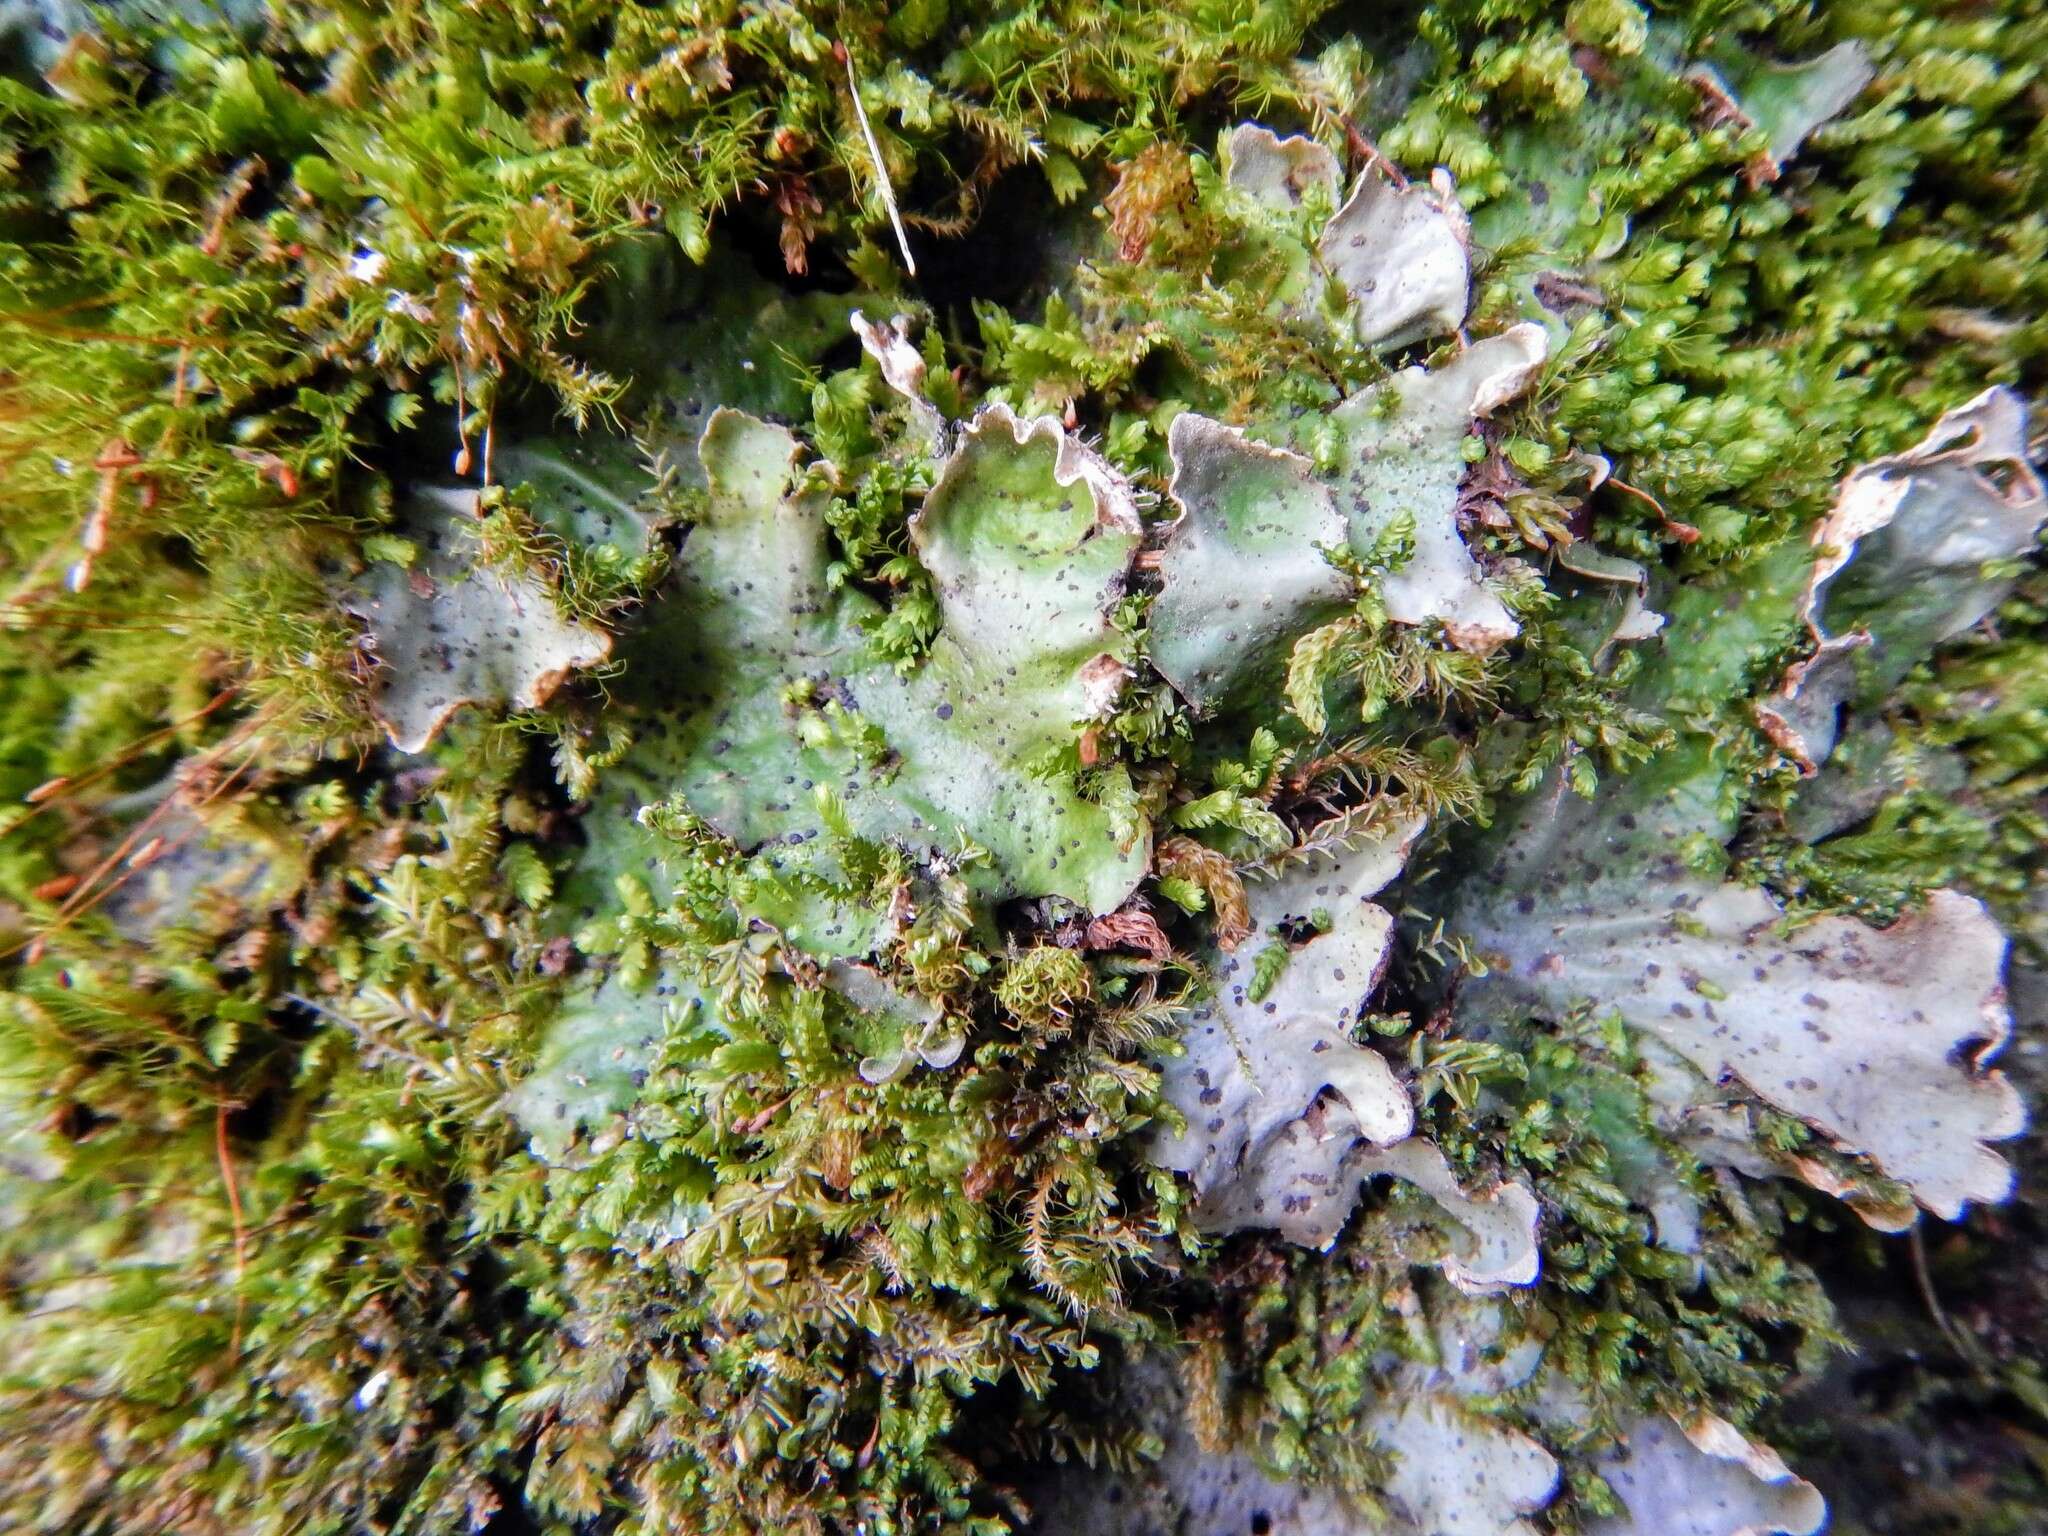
{"left": 1, "top": 0, "right": 2044, "bottom": 1531}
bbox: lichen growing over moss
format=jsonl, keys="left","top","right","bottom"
{"left": 0, "top": 0, "right": 2044, "bottom": 1532}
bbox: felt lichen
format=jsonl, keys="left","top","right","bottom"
{"left": 346, "top": 492, "right": 616, "bottom": 753}
{"left": 1589, "top": 1412, "right": 1826, "bottom": 1536}
{"left": 2, "top": 0, "right": 2046, "bottom": 1532}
